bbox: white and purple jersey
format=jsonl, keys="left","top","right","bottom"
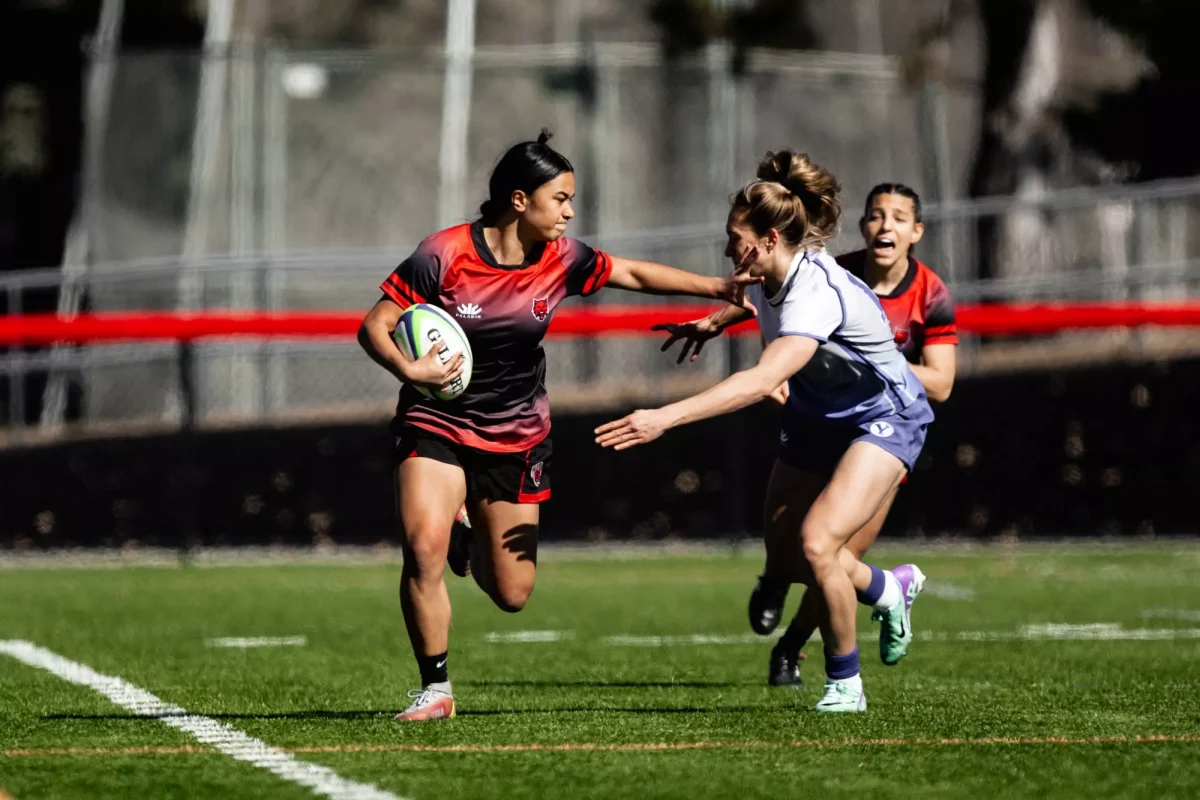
{"left": 749, "top": 248, "right": 929, "bottom": 426}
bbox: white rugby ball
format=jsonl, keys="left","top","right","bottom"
{"left": 394, "top": 303, "right": 473, "bottom": 401}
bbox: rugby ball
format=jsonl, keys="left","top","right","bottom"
{"left": 394, "top": 303, "right": 473, "bottom": 401}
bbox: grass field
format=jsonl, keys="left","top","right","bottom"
{"left": 2, "top": 543, "right": 1200, "bottom": 799}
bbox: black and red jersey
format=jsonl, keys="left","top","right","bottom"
{"left": 837, "top": 250, "right": 957, "bottom": 363}
{"left": 380, "top": 221, "right": 612, "bottom": 453}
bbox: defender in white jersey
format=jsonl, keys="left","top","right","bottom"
{"left": 751, "top": 249, "right": 929, "bottom": 431}
{"left": 597, "top": 151, "right": 930, "bottom": 712}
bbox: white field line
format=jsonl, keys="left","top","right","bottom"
{"left": 604, "top": 634, "right": 775, "bottom": 647}
{"left": 0, "top": 640, "right": 405, "bottom": 800}
{"left": 206, "top": 636, "right": 308, "bottom": 649}
{"left": 1141, "top": 608, "right": 1200, "bottom": 622}
{"left": 482, "top": 630, "right": 573, "bottom": 644}
{"left": 922, "top": 583, "right": 977, "bottom": 601}
{"left": 601, "top": 624, "right": 1200, "bottom": 647}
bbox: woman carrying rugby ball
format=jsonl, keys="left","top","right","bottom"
{"left": 358, "top": 130, "right": 760, "bottom": 721}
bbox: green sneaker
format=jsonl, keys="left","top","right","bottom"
{"left": 813, "top": 676, "right": 866, "bottom": 713}
{"left": 872, "top": 564, "right": 926, "bottom": 666}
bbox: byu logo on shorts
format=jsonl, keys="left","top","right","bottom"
{"left": 869, "top": 421, "right": 895, "bottom": 438}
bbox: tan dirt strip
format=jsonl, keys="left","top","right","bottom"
{"left": 5, "top": 734, "right": 1199, "bottom": 759}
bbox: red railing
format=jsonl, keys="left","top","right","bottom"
{"left": 1, "top": 302, "right": 1200, "bottom": 344}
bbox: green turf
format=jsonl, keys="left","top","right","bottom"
{"left": 2, "top": 544, "right": 1199, "bottom": 798}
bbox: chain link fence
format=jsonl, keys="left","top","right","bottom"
{"left": 4, "top": 45, "right": 1200, "bottom": 441}
{"left": 86, "top": 44, "right": 965, "bottom": 263}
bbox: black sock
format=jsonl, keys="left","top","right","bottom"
{"left": 777, "top": 619, "right": 813, "bottom": 656}
{"left": 416, "top": 651, "right": 448, "bottom": 686}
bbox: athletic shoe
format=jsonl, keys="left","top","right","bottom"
{"left": 872, "top": 564, "right": 926, "bottom": 666}
{"left": 813, "top": 676, "right": 866, "bottom": 713}
{"left": 748, "top": 575, "right": 789, "bottom": 635}
{"left": 447, "top": 505, "right": 472, "bottom": 578}
{"left": 767, "top": 643, "right": 805, "bottom": 687}
{"left": 394, "top": 687, "right": 456, "bottom": 721}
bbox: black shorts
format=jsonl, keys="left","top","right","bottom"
{"left": 394, "top": 426, "right": 552, "bottom": 504}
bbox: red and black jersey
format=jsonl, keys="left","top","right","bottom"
{"left": 380, "top": 221, "right": 612, "bottom": 453}
{"left": 837, "top": 250, "right": 958, "bottom": 363}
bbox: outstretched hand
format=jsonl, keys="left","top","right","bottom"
{"left": 655, "top": 247, "right": 762, "bottom": 364}
{"left": 652, "top": 316, "right": 723, "bottom": 364}
{"left": 715, "top": 246, "right": 762, "bottom": 314}
{"left": 594, "top": 409, "right": 670, "bottom": 451}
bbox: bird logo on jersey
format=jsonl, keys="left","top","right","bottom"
{"left": 531, "top": 297, "right": 550, "bottom": 322}
{"left": 530, "top": 461, "right": 544, "bottom": 487}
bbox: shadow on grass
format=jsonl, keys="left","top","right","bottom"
{"left": 46, "top": 703, "right": 771, "bottom": 721}
{"left": 460, "top": 680, "right": 752, "bottom": 689}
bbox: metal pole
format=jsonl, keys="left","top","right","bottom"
{"left": 554, "top": 0, "right": 581, "bottom": 44}
{"left": 437, "top": 0, "right": 478, "bottom": 228}
{"left": 170, "top": 0, "right": 234, "bottom": 425}
{"left": 262, "top": 49, "right": 289, "bottom": 419}
{"left": 263, "top": 50, "right": 288, "bottom": 256}
{"left": 181, "top": 0, "right": 235, "bottom": 299}
{"left": 230, "top": 39, "right": 259, "bottom": 418}
{"left": 177, "top": 340, "right": 200, "bottom": 565}
{"left": 855, "top": 0, "right": 886, "bottom": 54}
{"left": 41, "top": 0, "right": 125, "bottom": 430}
{"left": 552, "top": 0, "right": 582, "bottom": 154}
{"left": 918, "top": 79, "right": 955, "bottom": 278}
{"left": 583, "top": 48, "right": 618, "bottom": 383}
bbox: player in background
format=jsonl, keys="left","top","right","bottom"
{"left": 358, "top": 130, "right": 761, "bottom": 721}
{"left": 655, "top": 183, "right": 957, "bottom": 688}
{"left": 598, "top": 151, "right": 930, "bottom": 712}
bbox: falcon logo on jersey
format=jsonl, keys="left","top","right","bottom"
{"left": 530, "top": 461, "right": 544, "bottom": 487}
{"left": 531, "top": 297, "right": 550, "bottom": 322}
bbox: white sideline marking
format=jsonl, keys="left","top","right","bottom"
{"left": 0, "top": 640, "right": 405, "bottom": 800}
{"left": 605, "top": 634, "right": 772, "bottom": 647}
{"left": 919, "top": 623, "right": 1200, "bottom": 642}
{"left": 1017, "top": 622, "right": 1200, "bottom": 641}
{"left": 483, "top": 630, "right": 573, "bottom": 644}
{"left": 922, "top": 583, "right": 976, "bottom": 601}
{"left": 1141, "top": 608, "right": 1200, "bottom": 623}
{"left": 604, "top": 624, "right": 1200, "bottom": 647}
{"left": 207, "top": 636, "right": 308, "bottom": 649}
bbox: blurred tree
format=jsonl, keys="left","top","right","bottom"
{"left": 649, "top": 0, "right": 1196, "bottom": 283}
{"left": 1063, "top": 0, "right": 1200, "bottom": 181}
{"left": 949, "top": 0, "right": 1193, "bottom": 282}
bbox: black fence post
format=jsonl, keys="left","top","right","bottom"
{"left": 726, "top": 335, "right": 748, "bottom": 549}
{"left": 177, "top": 340, "right": 200, "bottom": 565}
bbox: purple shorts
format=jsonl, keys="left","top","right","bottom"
{"left": 778, "top": 402, "right": 934, "bottom": 474}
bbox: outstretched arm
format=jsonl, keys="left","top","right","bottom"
{"left": 606, "top": 255, "right": 761, "bottom": 310}
{"left": 649, "top": 246, "right": 762, "bottom": 362}
{"left": 654, "top": 304, "right": 756, "bottom": 364}
{"left": 595, "top": 335, "right": 819, "bottom": 451}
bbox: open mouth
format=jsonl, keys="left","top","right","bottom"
{"left": 871, "top": 237, "right": 896, "bottom": 254}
